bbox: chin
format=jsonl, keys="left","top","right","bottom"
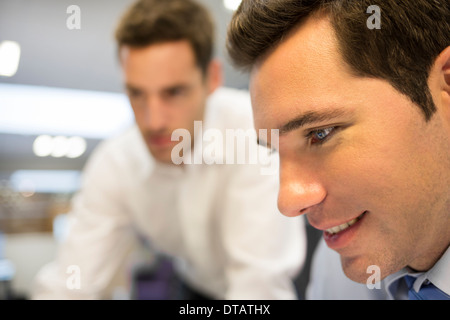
{"left": 340, "top": 253, "right": 402, "bottom": 285}
{"left": 340, "top": 256, "right": 372, "bottom": 284}
{"left": 154, "top": 154, "right": 177, "bottom": 164}
{"left": 148, "top": 147, "right": 175, "bottom": 164}
{"left": 340, "top": 255, "right": 385, "bottom": 284}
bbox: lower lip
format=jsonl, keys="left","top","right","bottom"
{"left": 323, "top": 212, "right": 366, "bottom": 250}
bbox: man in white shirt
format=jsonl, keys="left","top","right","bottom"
{"left": 226, "top": 0, "right": 449, "bottom": 300}
{"left": 31, "top": 0, "right": 306, "bottom": 299}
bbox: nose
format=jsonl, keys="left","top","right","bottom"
{"left": 277, "top": 160, "right": 326, "bottom": 217}
{"left": 141, "top": 96, "right": 167, "bottom": 132}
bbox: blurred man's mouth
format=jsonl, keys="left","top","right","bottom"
{"left": 146, "top": 134, "right": 174, "bottom": 148}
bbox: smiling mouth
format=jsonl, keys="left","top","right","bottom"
{"left": 325, "top": 211, "right": 367, "bottom": 235}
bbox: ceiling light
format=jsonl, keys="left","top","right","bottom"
{"left": 223, "top": 0, "right": 242, "bottom": 11}
{"left": 0, "top": 83, "right": 134, "bottom": 139}
{"left": 51, "top": 136, "right": 70, "bottom": 158}
{"left": 66, "top": 136, "right": 87, "bottom": 159}
{"left": 33, "top": 135, "right": 54, "bottom": 157}
{"left": 33, "top": 135, "right": 87, "bottom": 159}
{"left": 0, "top": 41, "right": 21, "bottom": 77}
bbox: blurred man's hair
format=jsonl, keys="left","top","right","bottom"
{"left": 116, "top": 0, "right": 215, "bottom": 74}
{"left": 226, "top": 0, "right": 450, "bottom": 120}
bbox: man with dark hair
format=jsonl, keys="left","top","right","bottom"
{"left": 31, "top": 0, "right": 306, "bottom": 300}
{"left": 226, "top": 0, "right": 449, "bottom": 299}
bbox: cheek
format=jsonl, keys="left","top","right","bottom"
{"left": 321, "top": 127, "right": 412, "bottom": 209}
{"left": 174, "top": 96, "right": 206, "bottom": 130}
{"left": 130, "top": 106, "right": 145, "bottom": 126}
{"left": 325, "top": 121, "right": 439, "bottom": 245}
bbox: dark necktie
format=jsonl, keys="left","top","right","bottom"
{"left": 404, "top": 275, "right": 450, "bottom": 300}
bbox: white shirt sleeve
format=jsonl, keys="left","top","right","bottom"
{"left": 220, "top": 156, "right": 307, "bottom": 300}
{"left": 31, "top": 141, "right": 138, "bottom": 299}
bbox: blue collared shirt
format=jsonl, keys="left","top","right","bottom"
{"left": 383, "top": 246, "right": 450, "bottom": 299}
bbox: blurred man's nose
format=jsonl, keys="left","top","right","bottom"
{"left": 142, "top": 96, "right": 167, "bottom": 132}
{"left": 277, "top": 160, "right": 326, "bottom": 217}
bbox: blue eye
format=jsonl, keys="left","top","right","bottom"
{"left": 309, "top": 127, "right": 335, "bottom": 145}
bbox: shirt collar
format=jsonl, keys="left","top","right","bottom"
{"left": 383, "top": 245, "right": 450, "bottom": 299}
{"left": 427, "top": 246, "right": 450, "bottom": 295}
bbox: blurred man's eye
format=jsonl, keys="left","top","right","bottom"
{"left": 127, "top": 88, "right": 144, "bottom": 99}
{"left": 164, "top": 86, "right": 188, "bottom": 99}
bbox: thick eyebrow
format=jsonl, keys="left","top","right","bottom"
{"left": 125, "top": 83, "right": 190, "bottom": 94}
{"left": 161, "top": 83, "right": 190, "bottom": 95}
{"left": 278, "top": 108, "right": 352, "bottom": 135}
{"left": 257, "top": 107, "right": 352, "bottom": 148}
{"left": 125, "top": 83, "right": 137, "bottom": 91}
{"left": 125, "top": 83, "right": 144, "bottom": 94}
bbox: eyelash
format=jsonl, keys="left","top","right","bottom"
{"left": 261, "top": 126, "right": 338, "bottom": 154}
{"left": 307, "top": 127, "right": 336, "bottom": 145}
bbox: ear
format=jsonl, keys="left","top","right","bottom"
{"left": 206, "top": 58, "right": 223, "bottom": 95}
{"left": 429, "top": 46, "right": 450, "bottom": 122}
{"left": 439, "top": 46, "right": 450, "bottom": 100}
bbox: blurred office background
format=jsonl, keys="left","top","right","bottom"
{"left": 0, "top": 0, "right": 320, "bottom": 300}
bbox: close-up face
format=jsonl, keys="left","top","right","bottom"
{"left": 120, "top": 40, "right": 216, "bottom": 164}
{"left": 250, "top": 14, "right": 450, "bottom": 283}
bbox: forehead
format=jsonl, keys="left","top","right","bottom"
{"left": 120, "top": 40, "right": 201, "bottom": 86}
{"left": 249, "top": 14, "right": 355, "bottom": 129}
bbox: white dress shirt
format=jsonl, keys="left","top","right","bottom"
{"left": 31, "top": 87, "right": 306, "bottom": 300}
{"left": 306, "top": 238, "right": 450, "bottom": 300}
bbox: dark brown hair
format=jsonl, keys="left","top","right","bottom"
{"left": 115, "top": 0, "right": 215, "bottom": 74}
{"left": 226, "top": 0, "right": 450, "bottom": 120}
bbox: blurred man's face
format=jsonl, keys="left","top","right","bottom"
{"left": 250, "top": 14, "right": 450, "bottom": 283}
{"left": 120, "top": 40, "right": 216, "bottom": 163}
